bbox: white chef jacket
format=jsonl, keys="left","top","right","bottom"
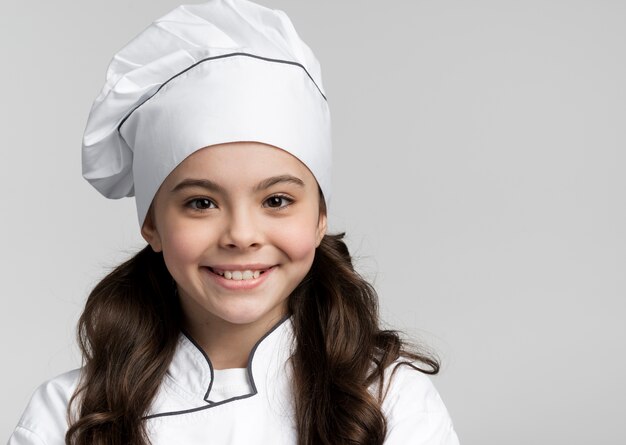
{"left": 7, "top": 317, "right": 460, "bottom": 444}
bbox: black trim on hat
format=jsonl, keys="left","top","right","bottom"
{"left": 117, "top": 52, "right": 327, "bottom": 134}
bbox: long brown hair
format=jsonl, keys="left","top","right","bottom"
{"left": 66, "top": 197, "right": 439, "bottom": 445}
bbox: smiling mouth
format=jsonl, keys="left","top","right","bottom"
{"left": 206, "top": 266, "right": 274, "bottom": 281}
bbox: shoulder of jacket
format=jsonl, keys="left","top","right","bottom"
{"left": 382, "top": 359, "right": 459, "bottom": 445}
{"left": 379, "top": 360, "right": 460, "bottom": 443}
{"left": 14, "top": 367, "right": 84, "bottom": 443}
{"left": 29, "top": 367, "right": 84, "bottom": 407}
{"left": 380, "top": 359, "right": 448, "bottom": 415}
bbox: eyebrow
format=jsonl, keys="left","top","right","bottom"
{"left": 254, "top": 175, "right": 305, "bottom": 192}
{"left": 170, "top": 174, "right": 305, "bottom": 194}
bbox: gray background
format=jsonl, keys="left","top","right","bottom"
{"left": 1, "top": 1, "right": 624, "bottom": 443}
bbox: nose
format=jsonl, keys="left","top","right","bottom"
{"left": 219, "top": 206, "right": 262, "bottom": 250}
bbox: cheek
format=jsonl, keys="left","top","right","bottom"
{"left": 161, "top": 221, "right": 214, "bottom": 267}
{"left": 270, "top": 215, "right": 319, "bottom": 262}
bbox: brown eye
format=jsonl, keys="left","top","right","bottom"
{"left": 186, "top": 198, "right": 216, "bottom": 211}
{"left": 263, "top": 195, "right": 293, "bottom": 209}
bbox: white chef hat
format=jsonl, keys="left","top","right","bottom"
{"left": 81, "top": 0, "right": 332, "bottom": 229}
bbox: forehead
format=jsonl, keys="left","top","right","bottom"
{"left": 165, "top": 141, "right": 316, "bottom": 186}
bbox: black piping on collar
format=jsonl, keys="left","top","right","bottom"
{"left": 141, "top": 314, "right": 291, "bottom": 420}
{"left": 117, "top": 51, "right": 328, "bottom": 135}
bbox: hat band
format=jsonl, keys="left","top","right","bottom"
{"left": 118, "top": 51, "right": 328, "bottom": 137}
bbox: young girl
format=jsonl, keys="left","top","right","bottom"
{"left": 8, "top": 1, "right": 459, "bottom": 444}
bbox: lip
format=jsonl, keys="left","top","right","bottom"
{"left": 207, "top": 263, "right": 275, "bottom": 273}
{"left": 203, "top": 265, "right": 276, "bottom": 291}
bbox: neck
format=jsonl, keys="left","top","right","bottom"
{"left": 181, "top": 307, "right": 288, "bottom": 370}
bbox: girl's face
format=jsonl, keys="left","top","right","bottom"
{"left": 141, "top": 141, "right": 327, "bottom": 332}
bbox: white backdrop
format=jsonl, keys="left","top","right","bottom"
{"left": 1, "top": 1, "right": 624, "bottom": 443}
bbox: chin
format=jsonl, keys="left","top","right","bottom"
{"left": 217, "top": 302, "right": 287, "bottom": 327}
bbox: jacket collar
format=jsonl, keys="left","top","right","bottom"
{"left": 155, "top": 315, "right": 295, "bottom": 413}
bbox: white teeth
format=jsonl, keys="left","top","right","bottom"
{"left": 216, "top": 269, "right": 266, "bottom": 281}
{"left": 242, "top": 270, "right": 254, "bottom": 280}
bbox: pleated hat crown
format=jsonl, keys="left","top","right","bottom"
{"left": 81, "top": 0, "right": 332, "bottom": 228}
